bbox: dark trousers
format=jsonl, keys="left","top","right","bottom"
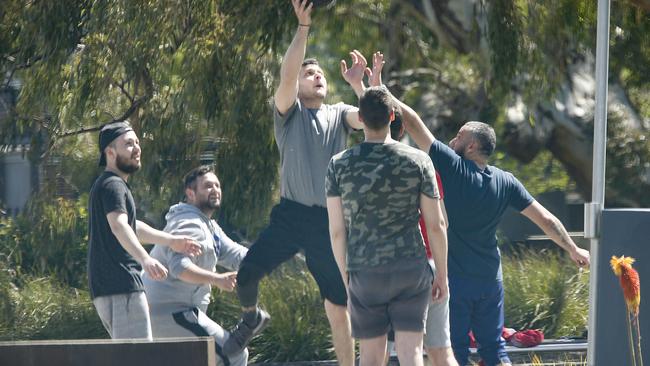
{"left": 236, "top": 198, "right": 348, "bottom": 307}
{"left": 449, "top": 275, "right": 510, "bottom": 366}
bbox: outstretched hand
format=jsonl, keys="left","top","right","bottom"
{"left": 169, "top": 236, "right": 202, "bottom": 257}
{"left": 213, "top": 272, "right": 238, "bottom": 292}
{"left": 143, "top": 256, "right": 168, "bottom": 281}
{"left": 292, "top": 0, "right": 313, "bottom": 26}
{"left": 365, "top": 51, "right": 385, "bottom": 87}
{"left": 570, "top": 247, "right": 590, "bottom": 268}
{"left": 340, "top": 49, "right": 368, "bottom": 88}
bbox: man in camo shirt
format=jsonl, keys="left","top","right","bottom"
{"left": 326, "top": 86, "right": 449, "bottom": 366}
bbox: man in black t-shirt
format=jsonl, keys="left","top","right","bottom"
{"left": 88, "top": 121, "right": 201, "bottom": 340}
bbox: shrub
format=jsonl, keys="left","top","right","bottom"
{"left": 0, "top": 270, "right": 105, "bottom": 341}
{"left": 502, "top": 248, "right": 589, "bottom": 338}
{"left": 0, "top": 196, "right": 89, "bottom": 288}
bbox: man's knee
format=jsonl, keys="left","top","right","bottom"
{"left": 425, "top": 346, "right": 458, "bottom": 366}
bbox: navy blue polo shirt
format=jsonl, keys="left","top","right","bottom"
{"left": 429, "top": 140, "right": 534, "bottom": 281}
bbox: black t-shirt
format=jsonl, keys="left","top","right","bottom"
{"left": 87, "top": 171, "right": 143, "bottom": 299}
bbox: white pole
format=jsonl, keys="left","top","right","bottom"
{"left": 586, "top": 0, "right": 610, "bottom": 364}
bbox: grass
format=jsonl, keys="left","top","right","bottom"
{"left": 0, "top": 248, "right": 589, "bottom": 363}
{"left": 502, "top": 248, "right": 589, "bottom": 338}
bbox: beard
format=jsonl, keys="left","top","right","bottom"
{"left": 197, "top": 196, "right": 220, "bottom": 212}
{"left": 116, "top": 154, "right": 141, "bottom": 174}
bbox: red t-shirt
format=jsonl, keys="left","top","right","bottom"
{"left": 419, "top": 172, "right": 443, "bottom": 259}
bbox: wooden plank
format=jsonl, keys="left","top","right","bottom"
{"left": 0, "top": 337, "right": 215, "bottom": 366}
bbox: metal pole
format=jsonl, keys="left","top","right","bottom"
{"left": 586, "top": 0, "right": 610, "bottom": 364}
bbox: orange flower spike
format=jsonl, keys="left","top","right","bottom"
{"left": 610, "top": 256, "right": 641, "bottom": 315}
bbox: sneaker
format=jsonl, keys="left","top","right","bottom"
{"left": 222, "top": 309, "right": 271, "bottom": 356}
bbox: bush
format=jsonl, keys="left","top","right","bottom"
{"left": 502, "top": 248, "right": 589, "bottom": 338}
{"left": 0, "top": 196, "right": 89, "bottom": 288}
{"left": 0, "top": 268, "right": 105, "bottom": 340}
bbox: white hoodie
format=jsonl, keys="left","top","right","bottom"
{"left": 144, "top": 203, "right": 247, "bottom": 313}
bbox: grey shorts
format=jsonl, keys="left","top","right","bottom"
{"left": 348, "top": 260, "right": 433, "bottom": 339}
{"left": 424, "top": 295, "right": 451, "bottom": 348}
{"left": 93, "top": 291, "right": 152, "bottom": 340}
{"left": 424, "top": 259, "right": 451, "bottom": 348}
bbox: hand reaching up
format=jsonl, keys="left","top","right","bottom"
{"left": 340, "top": 49, "right": 368, "bottom": 89}
{"left": 292, "top": 0, "right": 313, "bottom": 26}
{"left": 365, "top": 51, "right": 385, "bottom": 87}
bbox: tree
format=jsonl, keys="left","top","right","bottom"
{"left": 0, "top": 1, "right": 305, "bottom": 232}
{"left": 374, "top": 0, "right": 650, "bottom": 207}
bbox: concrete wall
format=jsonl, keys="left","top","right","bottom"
{"left": 592, "top": 209, "right": 649, "bottom": 365}
{"left": 0, "top": 338, "right": 216, "bottom": 366}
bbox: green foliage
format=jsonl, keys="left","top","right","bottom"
{"left": 0, "top": 268, "right": 105, "bottom": 341}
{"left": 503, "top": 248, "right": 588, "bottom": 338}
{"left": 605, "top": 113, "right": 650, "bottom": 207}
{"left": 0, "top": 196, "right": 89, "bottom": 287}
{"left": 492, "top": 149, "right": 575, "bottom": 196}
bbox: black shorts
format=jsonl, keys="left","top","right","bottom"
{"left": 240, "top": 198, "right": 347, "bottom": 306}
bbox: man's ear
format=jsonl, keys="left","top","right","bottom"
{"left": 185, "top": 187, "right": 195, "bottom": 203}
{"left": 105, "top": 145, "right": 115, "bottom": 162}
{"left": 389, "top": 109, "right": 395, "bottom": 122}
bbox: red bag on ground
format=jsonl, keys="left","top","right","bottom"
{"left": 511, "top": 329, "right": 544, "bottom": 347}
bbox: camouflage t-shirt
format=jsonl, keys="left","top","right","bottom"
{"left": 326, "top": 142, "right": 440, "bottom": 271}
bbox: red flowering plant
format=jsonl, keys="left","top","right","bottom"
{"left": 611, "top": 255, "right": 643, "bottom": 366}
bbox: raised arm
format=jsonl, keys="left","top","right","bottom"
{"left": 365, "top": 51, "right": 435, "bottom": 151}
{"left": 274, "top": 0, "right": 313, "bottom": 115}
{"left": 339, "top": 49, "right": 367, "bottom": 130}
{"left": 391, "top": 94, "right": 435, "bottom": 152}
{"left": 521, "top": 201, "right": 590, "bottom": 268}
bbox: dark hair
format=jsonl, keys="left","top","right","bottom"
{"left": 464, "top": 121, "right": 496, "bottom": 157}
{"left": 389, "top": 110, "right": 404, "bottom": 140}
{"left": 359, "top": 86, "right": 393, "bottom": 131}
{"left": 301, "top": 58, "right": 319, "bottom": 67}
{"left": 184, "top": 165, "right": 216, "bottom": 191}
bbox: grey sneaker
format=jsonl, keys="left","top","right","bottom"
{"left": 223, "top": 309, "right": 271, "bottom": 356}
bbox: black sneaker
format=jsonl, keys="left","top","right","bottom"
{"left": 223, "top": 309, "right": 271, "bottom": 356}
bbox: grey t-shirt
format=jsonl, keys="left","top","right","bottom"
{"left": 274, "top": 99, "right": 355, "bottom": 208}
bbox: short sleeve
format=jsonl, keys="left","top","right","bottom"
{"left": 334, "top": 103, "right": 357, "bottom": 131}
{"left": 325, "top": 158, "right": 341, "bottom": 197}
{"left": 420, "top": 157, "right": 440, "bottom": 199}
{"left": 509, "top": 174, "right": 535, "bottom": 211}
{"left": 274, "top": 99, "right": 300, "bottom": 128}
{"left": 100, "top": 179, "right": 128, "bottom": 215}
{"left": 428, "top": 140, "right": 463, "bottom": 178}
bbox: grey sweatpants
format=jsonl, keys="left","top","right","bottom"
{"left": 93, "top": 292, "right": 153, "bottom": 340}
{"left": 150, "top": 306, "right": 248, "bottom": 366}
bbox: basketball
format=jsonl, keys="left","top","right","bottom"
{"left": 311, "top": 0, "right": 336, "bottom": 8}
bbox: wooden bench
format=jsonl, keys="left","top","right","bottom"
{"left": 0, "top": 337, "right": 216, "bottom": 366}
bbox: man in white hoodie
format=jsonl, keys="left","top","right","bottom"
{"left": 144, "top": 165, "right": 249, "bottom": 366}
